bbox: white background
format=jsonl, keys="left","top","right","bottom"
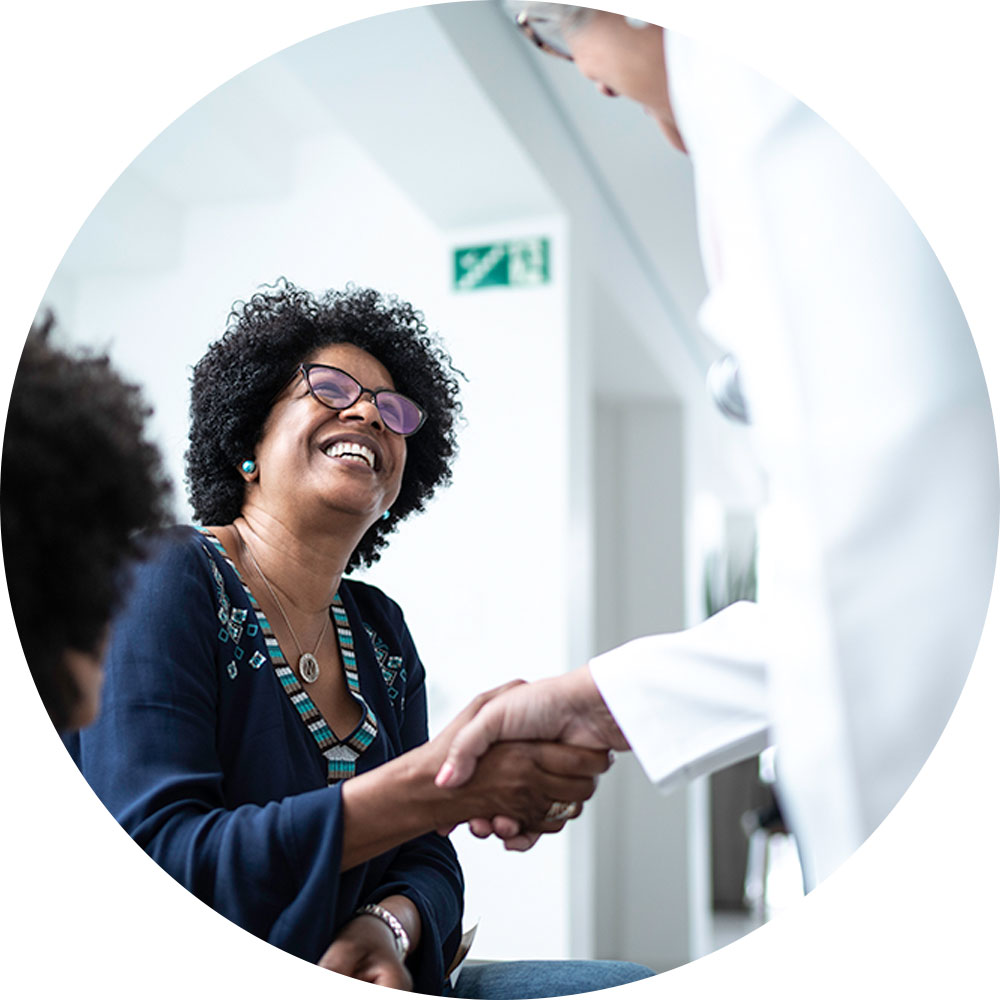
{"left": 2, "top": 0, "right": 998, "bottom": 996}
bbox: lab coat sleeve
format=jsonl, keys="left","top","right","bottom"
{"left": 663, "top": 33, "right": 998, "bottom": 883}
{"left": 589, "top": 600, "right": 771, "bottom": 794}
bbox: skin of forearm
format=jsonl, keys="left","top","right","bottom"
{"left": 486, "top": 666, "right": 628, "bottom": 751}
{"left": 564, "top": 666, "right": 630, "bottom": 750}
{"left": 339, "top": 743, "right": 479, "bottom": 870}
{"left": 340, "top": 735, "right": 607, "bottom": 869}
{"left": 340, "top": 751, "right": 433, "bottom": 870}
{"left": 339, "top": 673, "right": 618, "bottom": 870}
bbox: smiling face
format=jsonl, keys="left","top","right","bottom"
{"left": 243, "top": 343, "right": 407, "bottom": 530}
{"left": 566, "top": 12, "right": 686, "bottom": 153}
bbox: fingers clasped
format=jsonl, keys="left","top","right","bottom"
{"left": 449, "top": 741, "right": 612, "bottom": 849}
{"left": 472, "top": 740, "right": 607, "bottom": 826}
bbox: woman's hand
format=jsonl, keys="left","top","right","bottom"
{"left": 423, "top": 682, "right": 612, "bottom": 830}
{"left": 338, "top": 682, "right": 613, "bottom": 869}
{"left": 318, "top": 911, "right": 413, "bottom": 990}
{"left": 435, "top": 668, "right": 628, "bottom": 790}
{"left": 466, "top": 815, "right": 544, "bottom": 852}
{"left": 445, "top": 743, "right": 604, "bottom": 851}
{"left": 424, "top": 683, "right": 612, "bottom": 843}
{"left": 437, "top": 738, "right": 607, "bottom": 835}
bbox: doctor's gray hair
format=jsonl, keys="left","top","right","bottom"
{"left": 502, "top": 4, "right": 651, "bottom": 34}
{"left": 501, "top": 2, "right": 595, "bottom": 33}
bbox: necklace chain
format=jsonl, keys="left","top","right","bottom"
{"left": 239, "top": 531, "right": 331, "bottom": 684}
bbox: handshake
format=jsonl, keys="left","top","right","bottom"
{"left": 426, "top": 668, "right": 630, "bottom": 851}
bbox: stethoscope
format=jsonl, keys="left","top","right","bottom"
{"left": 707, "top": 353, "right": 751, "bottom": 425}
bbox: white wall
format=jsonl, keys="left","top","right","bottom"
{"left": 590, "top": 393, "right": 711, "bottom": 971}
{"left": 359, "top": 215, "right": 578, "bottom": 959}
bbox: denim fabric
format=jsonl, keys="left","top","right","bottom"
{"left": 448, "top": 959, "right": 656, "bottom": 999}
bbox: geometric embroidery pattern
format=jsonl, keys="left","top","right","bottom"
{"left": 204, "top": 549, "right": 251, "bottom": 682}
{"left": 199, "top": 529, "right": 378, "bottom": 785}
{"left": 364, "top": 623, "right": 407, "bottom": 720}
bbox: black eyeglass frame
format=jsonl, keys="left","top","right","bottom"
{"left": 298, "top": 362, "right": 427, "bottom": 437}
{"left": 515, "top": 11, "right": 575, "bottom": 61}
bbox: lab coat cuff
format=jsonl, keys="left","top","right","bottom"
{"left": 589, "top": 601, "right": 772, "bottom": 789}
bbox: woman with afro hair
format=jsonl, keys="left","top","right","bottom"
{"left": 71, "top": 280, "right": 651, "bottom": 997}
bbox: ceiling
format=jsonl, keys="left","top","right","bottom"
{"left": 56, "top": 1, "right": 718, "bottom": 395}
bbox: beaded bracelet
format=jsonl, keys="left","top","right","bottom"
{"left": 355, "top": 903, "right": 410, "bottom": 960}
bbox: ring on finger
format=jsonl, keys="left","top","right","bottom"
{"left": 544, "top": 800, "right": 579, "bottom": 822}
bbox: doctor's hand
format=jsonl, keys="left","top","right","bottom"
{"left": 425, "top": 681, "right": 613, "bottom": 840}
{"left": 434, "top": 666, "right": 629, "bottom": 792}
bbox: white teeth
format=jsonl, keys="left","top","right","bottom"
{"left": 323, "top": 441, "right": 375, "bottom": 469}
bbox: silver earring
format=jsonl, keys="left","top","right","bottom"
{"left": 241, "top": 459, "right": 257, "bottom": 475}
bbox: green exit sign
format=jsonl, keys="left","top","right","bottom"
{"left": 453, "top": 237, "right": 550, "bottom": 291}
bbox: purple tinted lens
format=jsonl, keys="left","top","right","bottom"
{"left": 308, "top": 367, "right": 361, "bottom": 408}
{"left": 375, "top": 392, "right": 425, "bottom": 436}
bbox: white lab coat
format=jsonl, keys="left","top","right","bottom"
{"left": 589, "top": 33, "right": 998, "bottom": 888}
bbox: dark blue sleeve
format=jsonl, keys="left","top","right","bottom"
{"left": 73, "top": 532, "right": 348, "bottom": 963}
{"left": 355, "top": 592, "right": 464, "bottom": 994}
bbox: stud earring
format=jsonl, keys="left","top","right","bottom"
{"left": 241, "top": 459, "right": 257, "bottom": 475}
{"left": 381, "top": 510, "right": 391, "bottom": 521}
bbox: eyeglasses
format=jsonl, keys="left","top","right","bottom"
{"left": 516, "top": 11, "right": 574, "bottom": 61}
{"left": 299, "top": 363, "right": 427, "bottom": 436}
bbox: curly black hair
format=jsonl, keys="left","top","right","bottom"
{"left": 186, "top": 280, "right": 463, "bottom": 572}
{"left": 1, "top": 314, "right": 172, "bottom": 731}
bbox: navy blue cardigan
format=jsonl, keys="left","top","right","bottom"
{"left": 67, "top": 527, "right": 463, "bottom": 992}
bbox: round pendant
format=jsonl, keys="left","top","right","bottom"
{"left": 299, "top": 652, "right": 320, "bottom": 684}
